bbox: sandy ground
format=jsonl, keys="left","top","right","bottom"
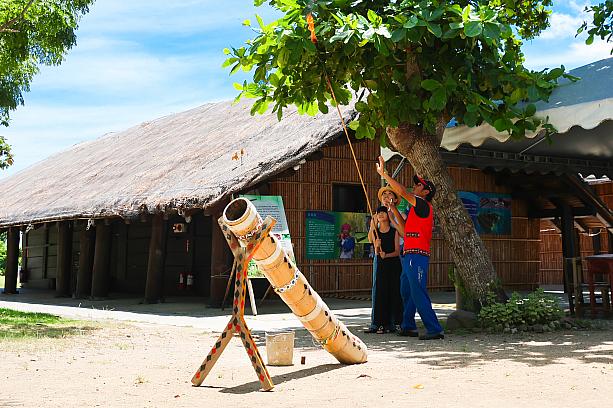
{"left": 1, "top": 318, "right": 612, "bottom": 408}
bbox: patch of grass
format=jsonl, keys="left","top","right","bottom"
{"left": 0, "top": 308, "right": 96, "bottom": 340}
{"left": 0, "top": 275, "right": 4, "bottom": 289}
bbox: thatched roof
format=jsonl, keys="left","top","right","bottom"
{"left": 0, "top": 100, "right": 356, "bottom": 227}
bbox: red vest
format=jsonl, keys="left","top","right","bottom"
{"left": 404, "top": 200, "right": 433, "bottom": 257}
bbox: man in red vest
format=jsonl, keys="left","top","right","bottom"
{"left": 376, "top": 156, "right": 444, "bottom": 340}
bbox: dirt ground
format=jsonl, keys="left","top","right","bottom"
{"left": 1, "top": 319, "right": 612, "bottom": 408}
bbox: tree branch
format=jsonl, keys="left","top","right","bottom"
{"left": 0, "top": 0, "right": 36, "bottom": 33}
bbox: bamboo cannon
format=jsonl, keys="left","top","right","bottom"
{"left": 223, "top": 197, "right": 368, "bottom": 364}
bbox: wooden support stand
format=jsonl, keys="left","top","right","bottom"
{"left": 191, "top": 217, "right": 276, "bottom": 391}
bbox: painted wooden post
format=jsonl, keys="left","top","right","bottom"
{"left": 3, "top": 227, "right": 20, "bottom": 294}
{"left": 75, "top": 227, "right": 95, "bottom": 298}
{"left": 55, "top": 221, "right": 73, "bottom": 297}
{"left": 144, "top": 214, "right": 165, "bottom": 303}
{"left": 91, "top": 222, "right": 112, "bottom": 299}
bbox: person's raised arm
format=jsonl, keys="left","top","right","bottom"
{"left": 376, "top": 155, "right": 417, "bottom": 207}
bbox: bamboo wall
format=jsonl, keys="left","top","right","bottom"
{"left": 539, "top": 181, "right": 613, "bottom": 285}
{"left": 270, "top": 138, "right": 541, "bottom": 295}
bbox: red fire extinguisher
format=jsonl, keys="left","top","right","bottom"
{"left": 186, "top": 273, "right": 194, "bottom": 289}
{"left": 178, "top": 272, "right": 185, "bottom": 290}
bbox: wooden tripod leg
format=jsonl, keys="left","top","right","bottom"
{"left": 246, "top": 277, "right": 258, "bottom": 316}
{"left": 259, "top": 283, "right": 273, "bottom": 306}
{"left": 236, "top": 316, "right": 273, "bottom": 391}
{"left": 191, "top": 320, "right": 235, "bottom": 386}
{"left": 220, "top": 260, "right": 237, "bottom": 311}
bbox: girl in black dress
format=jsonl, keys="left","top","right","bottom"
{"left": 366, "top": 206, "right": 403, "bottom": 333}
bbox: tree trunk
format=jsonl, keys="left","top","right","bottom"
{"left": 386, "top": 123, "right": 506, "bottom": 306}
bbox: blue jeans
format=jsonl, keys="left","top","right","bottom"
{"left": 399, "top": 253, "right": 443, "bottom": 335}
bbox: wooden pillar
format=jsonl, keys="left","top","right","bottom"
{"left": 91, "top": 223, "right": 112, "bottom": 299}
{"left": 144, "top": 214, "right": 165, "bottom": 303}
{"left": 3, "top": 227, "right": 20, "bottom": 294}
{"left": 592, "top": 229, "right": 602, "bottom": 255}
{"left": 55, "top": 221, "right": 73, "bottom": 297}
{"left": 75, "top": 227, "right": 95, "bottom": 298}
{"left": 560, "top": 203, "right": 578, "bottom": 258}
{"left": 21, "top": 230, "right": 28, "bottom": 283}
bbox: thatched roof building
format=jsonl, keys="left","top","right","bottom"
{"left": 0, "top": 100, "right": 356, "bottom": 227}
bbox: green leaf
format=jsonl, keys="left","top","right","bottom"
{"left": 442, "top": 28, "right": 459, "bottom": 39}
{"left": 403, "top": 15, "right": 419, "bottom": 29}
{"left": 421, "top": 79, "right": 441, "bottom": 91}
{"left": 318, "top": 101, "right": 329, "bottom": 114}
{"left": 222, "top": 57, "right": 238, "bottom": 68}
{"left": 494, "top": 118, "right": 510, "bottom": 132}
{"left": 223, "top": 48, "right": 231, "bottom": 55}
{"left": 464, "top": 21, "right": 482, "bottom": 37}
{"left": 355, "top": 124, "right": 370, "bottom": 139}
{"left": 463, "top": 111, "right": 478, "bottom": 127}
{"left": 426, "top": 23, "right": 442, "bottom": 37}
{"left": 348, "top": 120, "right": 360, "bottom": 131}
{"left": 233, "top": 82, "right": 243, "bottom": 91}
{"left": 586, "top": 34, "right": 594, "bottom": 45}
{"left": 243, "top": 19, "right": 251, "bottom": 27}
{"left": 355, "top": 101, "right": 368, "bottom": 112}
{"left": 256, "top": 14, "right": 265, "bottom": 30}
{"left": 483, "top": 22, "right": 500, "bottom": 39}
{"left": 525, "top": 103, "right": 536, "bottom": 117}
{"left": 391, "top": 28, "right": 406, "bottom": 42}
{"left": 462, "top": 5, "right": 471, "bottom": 21}
{"left": 367, "top": 9, "right": 379, "bottom": 23}
{"left": 429, "top": 88, "right": 447, "bottom": 110}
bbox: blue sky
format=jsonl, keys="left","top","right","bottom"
{"left": 1, "top": 0, "right": 611, "bottom": 178}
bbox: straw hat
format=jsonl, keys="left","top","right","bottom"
{"left": 377, "top": 185, "right": 397, "bottom": 202}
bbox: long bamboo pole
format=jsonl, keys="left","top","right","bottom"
{"left": 223, "top": 197, "right": 367, "bottom": 364}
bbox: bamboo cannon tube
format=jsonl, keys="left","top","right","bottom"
{"left": 223, "top": 197, "right": 367, "bottom": 364}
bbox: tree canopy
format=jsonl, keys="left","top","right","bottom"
{"left": 578, "top": 0, "right": 613, "bottom": 53}
{"left": 0, "top": 0, "right": 93, "bottom": 169}
{"left": 226, "top": 0, "right": 574, "bottom": 143}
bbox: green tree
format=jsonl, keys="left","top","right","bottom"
{"left": 577, "top": 1, "right": 612, "bottom": 53}
{"left": 0, "top": 0, "right": 94, "bottom": 169}
{"left": 225, "top": 0, "right": 573, "bottom": 305}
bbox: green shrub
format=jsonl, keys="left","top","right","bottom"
{"left": 478, "top": 289, "right": 564, "bottom": 331}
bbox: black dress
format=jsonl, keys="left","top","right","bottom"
{"left": 373, "top": 226, "right": 403, "bottom": 329}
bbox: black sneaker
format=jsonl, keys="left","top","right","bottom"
{"left": 418, "top": 333, "right": 445, "bottom": 340}
{"left": 397, "top": 329, "right": 419, "bottom": 337}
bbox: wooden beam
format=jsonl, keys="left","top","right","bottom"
{"left": 75, "top": 227, "right": 95, "bottom": 299}
{"left": 144, "top": 214, "right": 165, "bottom": 303}
{"left": 3, "top": 227, "right": 20, "bottom": 294}
{"left": 527, "top": 206, "right": 596, "bottom": 219}
{"left": 55, "top": 221, "right": 73, "bottom": 297}
{"left": 91, "top": 223, "right": 112, "bottom": 299}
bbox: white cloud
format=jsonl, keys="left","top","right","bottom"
{"left": 539, "top": 12, "right": 586, "bottom": 40}
{"left": 524, "top": 39, "right": 612, "bottom": 70}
